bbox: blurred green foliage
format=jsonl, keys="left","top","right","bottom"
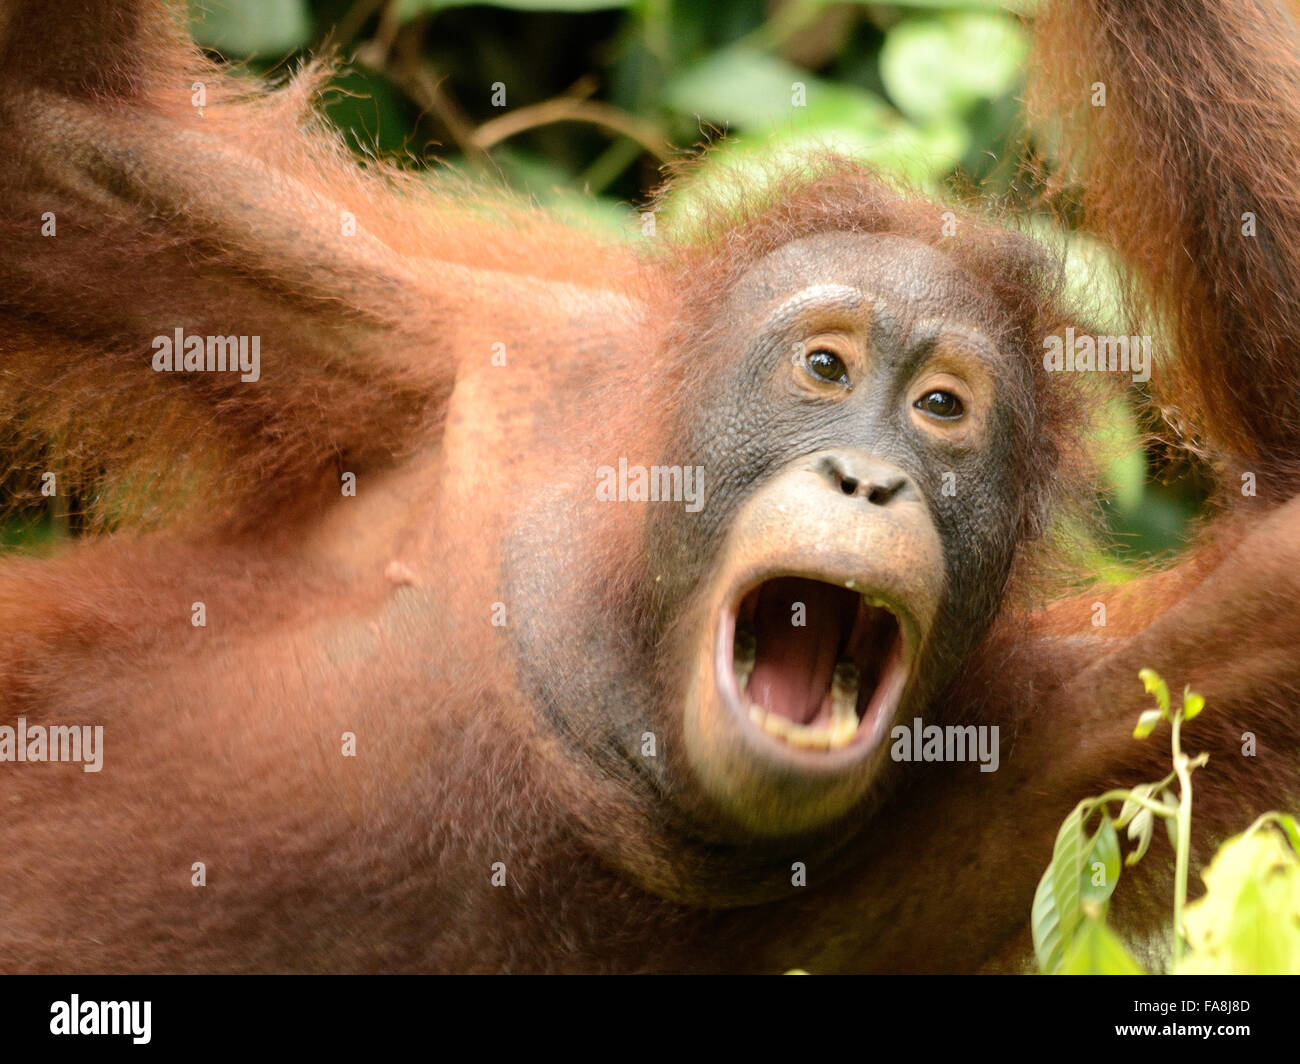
{"left": 3, "top": 0, "right": 1207, "bottom": 560}
{"left": 188, "top": 0, "right": 1040, "bottom": 199}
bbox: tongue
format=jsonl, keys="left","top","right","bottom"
{"left": 747, "top": 579, "right": 844, "bottom": 726}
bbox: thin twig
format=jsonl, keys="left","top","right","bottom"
{"left": 471, "top": 97, "right": 672, "bottom": 162}
{"left": 327, "top": 0, "right": 387, "bottom": 51}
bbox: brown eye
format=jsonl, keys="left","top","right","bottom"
{"left": 915, "top": 390, "right": 964, "bottom": 420}
{"left": 806, "top": 349, "right": 849, "bottom": 385}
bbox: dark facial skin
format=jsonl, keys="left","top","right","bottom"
{"left": 657, "top": 232, "right": 1036, "bottom": 669}
{"left": 505, "top": 231, "right": 1043, "bottom": 901}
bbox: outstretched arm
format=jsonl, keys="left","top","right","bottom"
{"left": 0, "top": 0, "right": 461, "bottom": 532}
{"left": 1031, "top": 0, "right": 1300, "bottom": 497}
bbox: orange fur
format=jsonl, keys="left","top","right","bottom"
{"left": 0, "top": 0, "right": 1298, "bottom": 973}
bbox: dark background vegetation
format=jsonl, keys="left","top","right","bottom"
{"left": 3, "top": 0, "right": 1209, "bottom": 567}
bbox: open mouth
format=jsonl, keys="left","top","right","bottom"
{"left": 720, "top": 576, "right": 908, "bottom": 754}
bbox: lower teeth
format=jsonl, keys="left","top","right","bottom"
{"left": 743, "top": 658, "right": 861, "bottom": 751}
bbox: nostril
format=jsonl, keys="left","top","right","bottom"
{"left": 821, "top": 457, "right": 860, "bottom": 497}
{"left": 820, "top": 455, "right": 912, "bottom": 506}
{"left": 867, "top": 478, "right": 904, "bottom": 505}
{"left": 866, "top": 477, "right": 907, "bottom": 506}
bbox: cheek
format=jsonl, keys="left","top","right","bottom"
{"left": 661, "top": 398, "right": 816, "bottom": 550}
{"left": 927, "top": 468, "right": 1023, "bottom": 630}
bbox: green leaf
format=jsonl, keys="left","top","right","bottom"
{"left": 665, "top": 48, "right": 898, "bottom": 136}
{"left": 1133, "top": 709, "right": 1163, "bottom": 739}
{"left": 660, "top": 118, "right": 964, "bottom": 229}
{"left": 188, "top": 0, "right": 312, "bottom": 56}
{"left": 871, "top": 0, "right": 1038, "bottom": 11}
{"left": 1183, "top": 687, "right": 1205, "bottom": 722}
{"left": 1125, "top": 807, "right": 1154, "bottom": 867}
{"left": 1033, "top": 804, "right": 1087, "bottom": 973}
{"left": 1082, "top": 817, "right": 1121, "bottom": 907}
{"left": 1096, "top": 399, "right": 1146, "bottom": 512}
{"left": 399, "top": 0, "right": 630, "bottom": 14}
{"left": 1138, "top": 668, "right": 1170, "bottom": 716}
{"left": 1031, "top": 868, "right": 1064, "bottom": 974}
{"left": 1115, "top": 783, "right": 1156, "bottom": 829}
{"left": 1177, "top": 827, "right": 1300, "bottom": 974}
{"left": 879, "top": 13, "right": 1027, "bottom": 125}
{"left": 1275, "top": 814, "right": 1300, "bottom": 856}
{"left": 666, "top": 49, "right": 812, "bottom": 130}
{"left": 1060, "top": 916, "right": 1146, "bottom": 974}
{"left": 722, "top": 124, "right": 965, "bottom": 185}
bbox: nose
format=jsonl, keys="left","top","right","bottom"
{"left": 818, "top": 452, "right": 916, "bottom": 506}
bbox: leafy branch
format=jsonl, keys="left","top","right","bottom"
{"left": 1033, "top": 668, "right": 1300, "bottom": 975}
